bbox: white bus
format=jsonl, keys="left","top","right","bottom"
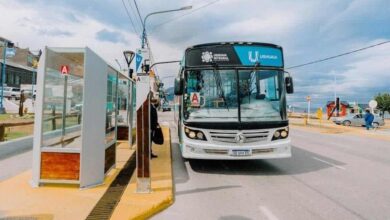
{"left": 174, "top": 42, "right": 294, "bottom": 160}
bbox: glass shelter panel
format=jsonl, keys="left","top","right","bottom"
{"left": 117, "top": 79, "right": 129, "bottom": 126}
{"left": 42, "top": 49, "right": 84, "bottom": 148}
{"left": 106, "top": 69, "right": 118, "bottom": 144}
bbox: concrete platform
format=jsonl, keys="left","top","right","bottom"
{"left": 0, "top": 126, "right": 174, "bottom": 220}
{"left": 110, "top": 126, "right": 174, "bottom": 220}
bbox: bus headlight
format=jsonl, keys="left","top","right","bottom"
{"left": 184, "top": 127, "right": 207, "bottom": 141}
{"left": 189, "top": 131, "right": 196, "bottom": 138}
{"left": 272, "top": 127, "right": 289, "bottom": 141}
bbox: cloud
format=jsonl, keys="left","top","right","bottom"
{"left": 96, "top": 29, "right": 127, "bottom": 44}
{"left": 1, "top": 0, "right": 390, "bottom": 108}
{"left": 38, "top": 29, "right": 73, "bottom": 37}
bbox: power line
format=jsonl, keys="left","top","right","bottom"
{"left": 133, "top": 0, "right": 144, "bottom": 26}
{"left": 149, "top": 0, "right": 221, "bottom": 32}
{"left": 121, "top": 0, "right": 139, "bottom": 34}
{"left": 286, "top": 40, "right": 390, "bottom": 70}
{"left": 127, "top": 0, "right": 143, "bottom": 32}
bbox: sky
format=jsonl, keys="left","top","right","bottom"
{"left": 0, "top": 0, "right": 389, "bottom": 109}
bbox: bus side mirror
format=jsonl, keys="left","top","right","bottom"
{"left": 174, "top": 77, "right": 183, "bottom": 95}
{"left": 285, "top": 77, "right": 294, "bottom": 94}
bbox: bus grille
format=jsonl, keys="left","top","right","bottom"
{"left": 252, "top": 148, "right": 274, "bottom": 154}
{"left": 204, "top": 149, "right": 229, "bottom": 155}
{"left": 209, "top": 131, "right": 269, "bottom": 143}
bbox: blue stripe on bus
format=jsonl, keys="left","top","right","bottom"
{"left": 233, "top": 46, "right": 283, "bottom": 67}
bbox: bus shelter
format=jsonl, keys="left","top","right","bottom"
{"left": 32, "top": 47, "right": 133, "bottom": 188}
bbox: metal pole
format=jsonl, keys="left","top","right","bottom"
{"left": 61, "top": 75, "right": 68, "bottom": 141}
{"left": 32, "top": 70, "right": 36, "bottom": 102}
{"left": 307, "top": 100, "right": 311, "bottom": 123}
{"left": 141, "top": 6, "right": 192, "bottom": 49}
{"left": 0, "top": 40, "right": 7, "bottom": 113}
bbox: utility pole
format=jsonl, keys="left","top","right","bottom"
{"left": 0, "top": 40, "right": 8, "bottom": 114}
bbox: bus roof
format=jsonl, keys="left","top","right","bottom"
{"left": 184, "top": 42, "right": 284, "bottom": 68}
{"left": 186, "top": 42, "right": 282, "bottom": 51}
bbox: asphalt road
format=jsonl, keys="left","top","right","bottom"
{"left": 154, "top": 112, "right": 390, "bottom": 220}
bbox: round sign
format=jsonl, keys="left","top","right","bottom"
{"left": 369, "top": 100, "right": 378, "bottom": 108}
{"left": 306, "top": 96, "right": 311, "bottom": 101}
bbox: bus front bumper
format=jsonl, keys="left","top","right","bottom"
{"left": 181, "top": 139, "right": 291, "bottom": 160}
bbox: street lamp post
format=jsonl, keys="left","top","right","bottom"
{"left": 141, "top": 6, "right": 192, "bottom": 48}
{"left": 0, "top": 40, "right": 8, "bottom": 114}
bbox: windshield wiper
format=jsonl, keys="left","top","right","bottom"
{"left": 211, "top": 62, "right": 229, "bottom": 110}
{"left": 241, "top": 62, "right": 260, "bottom": 104}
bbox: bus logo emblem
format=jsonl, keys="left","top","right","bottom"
{"left": 201, "top": 51, "right": 213, "bottom": 63}
{"left": 235, "top": 133, "right": 246, "bottom": 143}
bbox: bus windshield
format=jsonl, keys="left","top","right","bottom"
{"left": 183, "top": 69, "right": 283, "bottom": 122}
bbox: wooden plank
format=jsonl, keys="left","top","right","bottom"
{"left": 136, "top": 99, "right": 150, "bottom": 178}
{"left": 117, "top": 125, "right": 129, "bottom": 140}
{"left": 142, "top": 101, "right": 150, "bottom": 178}
{"left": 104, "top": 143, "right": 116, "bottom": 173}
{"left": 136, "top": 106, "right": 143, "bottom": 177}
{"left": 40, "top": 152, "right": 80, "bottom": 180}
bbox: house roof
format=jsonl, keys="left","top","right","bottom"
{"left": 0, "top": 60, "right": 36, "bottom": 72}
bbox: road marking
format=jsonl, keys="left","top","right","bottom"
{"left": 259, "top": 206, "right": 279, "bottom": 220}
{"left": 312, "top": 157, "right": 346, "bottom": 170}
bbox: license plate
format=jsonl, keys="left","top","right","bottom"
{"left": 231, "top": 150, "right": 251, "bottom": 156}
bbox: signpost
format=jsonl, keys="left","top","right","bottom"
{"left": 369, "top": 100, "right": 378, "bottom": 113}
{"left": 60, "top": 65, "right": 70, "bottom": 75}
{"left": 60, "top": 65, "right": 69, "bottom": 138}
{"left": 317, "top": 107, "right": 323, "bottom": 126}
{"left": 136, "top": 73, "right": 151, "bottom": 193}
{"left": 306, "top": 96, "right": 311, "bottom": 123}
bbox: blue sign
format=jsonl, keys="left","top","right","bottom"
{"left": 234, "top": 46, "right": 283, "bottom": 67}
{"left": 135, "top": 53, "right": 143, "bottom": 72}
{"left": 5, "top": 48, "right": 16, "bottom": 58}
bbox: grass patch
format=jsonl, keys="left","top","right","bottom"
{"left": 4, "top": 131, "right": 30, "bottom": 140}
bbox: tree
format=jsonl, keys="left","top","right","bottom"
{"left": 374, "top": 93, "right": 390, "bottom": 117}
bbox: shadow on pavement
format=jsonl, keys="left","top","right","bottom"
{"left": 171, "top": 142, "right": 190, "bottom": 184}
{"left": 218, "top": 215, "right": 253, "bottom": 220}
{"left": 188, "top": 146, "right": 346, "bottom": 176}
{"left": 176, "top": 185, "right": 241, "bottom": 196}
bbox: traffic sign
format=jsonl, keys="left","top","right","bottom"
{"left": 306, "top": 96, "right": 311, "bottom": 101}
{"left": 190, "top": 92, "right": 200, "bottom": 107}
{"left": 369, "top": 100, "right": 378, "bottom": 108}
{"left": 135, "top": 53, "right": 143, "bottom": 73}
{"left": 60, "top": 65, "right": 70, "bottom": 75}
{"left": 5, "top": 48, "right": 16, "bottom": 58}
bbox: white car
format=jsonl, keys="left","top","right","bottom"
{"left": 333, "top": 113, "right": 385, "bottom": 127}
{"left": 2, "top": 87, "right": 21, "bottom": 99}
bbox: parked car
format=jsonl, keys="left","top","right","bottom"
{"left": 2, "top": 87, "right": 12, "bottom": 98}
{"left": 2, "top": 87, "right": 21, "bottom": 99}
{"left": 333, "top": 113, "right": 385, "bottom": 127}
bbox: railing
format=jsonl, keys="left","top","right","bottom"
{"left": 0, "top": 113, "right": 81, "bottom": 142}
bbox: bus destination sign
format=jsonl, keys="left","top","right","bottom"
{"left": 185, "top": 44, "right": 283, "bottom": 68}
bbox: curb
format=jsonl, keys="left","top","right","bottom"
{"left": 132, "top": 127, "right": 175, "bottom": 220}
{"left": 0, "top": 135, "right": 33, "bottom": 160}
{"left": 133, "top": 196, "right": 174, "bottom": 220}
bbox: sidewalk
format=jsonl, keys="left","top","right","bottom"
{"left": 0, "top": 126, "right": 173, "bottom": 220}
{"left": 290, "top": 117, "right": 390, "bottom": 142}
{"left": 110, "top": 126, "right": 174, "bottom": 220}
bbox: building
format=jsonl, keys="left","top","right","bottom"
{"left": 0, "top": 36, "right": 39, "bottom": 88}
{"left": 0, "top": 60, "right": 36, "bottom": 88}
{"left": 326, "top": 101, "right": 349, "bottom": 117}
